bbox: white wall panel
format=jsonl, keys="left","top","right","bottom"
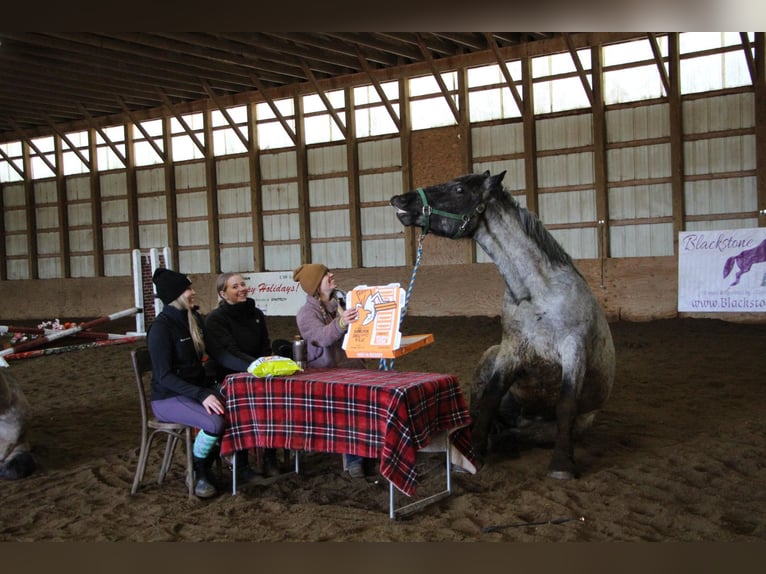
{"left": 218, "top": 186, "right": 251, "bottom": 214}
{"left": 219, "top": 217, "right": 253, "bottom": 243}
{"left": 66, "top": 175, "right": 91, "bottom": 200}
{"left": 536, "top": 114, "right": 593, "bottom": 151}
{"left": 308, "top": 144, "right": 347, "bottom": 175}
{"left": 262, "top": 182, "right": 298, "bottom": 210}
{"left": 263, "top": 213, "right": 299, "bottom": 241}
{"left": 471, "top": 123, "right": 524, "bottom": 156}
{"left": 311, "top": 241, "right": 351, "bottom": 269}
{"left": 178, "top": 221, "right": 208, "bottom": 246}
{"left": 359, "top": 138, "right": 401, "bottom": 170}
{"left": 609, "top": 183, "right": 673, "bottom": 220}
{"left": 138, "top": 223, "right": 168, "bottom": 247}
{"left": 684, "top": 176, "right": 757, "bottom": 215}
{"left": 174, "top": 162, "right": 206, "bottom": 189}
{"left": 359, "top": 171, "right": 402, "bottom": 202}
{"left": 178, "top": 249, "right": 210, "bottom": 274}
{"left": 34, "top": 180, "right": 57, "bottom": 203}
{"left": 102, "top": 199, "right": 128, "bottom": 224}
{"left": 216, "top": 156, "right": 250, "bottom": 185}
{"left": 68, "top": 229, "right": 92, "bottom": 252}
{"left": 472, "top": 159, "right": 525, "bottom": 191}
{"left": 136, "top": 167, "right": 165, "bottom": 193}
{"left": 69, "top": 255, "right": 94, "bottom": 278}
{"left": 361, "top": 206, "right": 402, "bottom": 235}
{"left": 537, "top": 152, "right": 594, "bottom": 187}
{"left": 35, "top": 206, "right": 59, "bottom": 228}
{"left": 362, "top": 238, "right": 405, "bottom": 267}
{"left": 4, "top": 213, "right": 26, "bottom": 232}
{"left": 220, "top": 246, "right": 254, "bottom": 273}
{"left": 264, "top": 244, "right": 300, "bottom": 271}
{"left": 104, "top": 252, "right": 130, "bottom": 276}
{"left": 7, "top": 260, "right": 28, "bottom": 280}
{"left": 683, "top": 93, "right": 755, "bottom": 134}
{"left": 138, "top": 196, "right": 166, "bottom": 221}
{"left": 176, "top": 191, "right": 207, "bottom": 218}
{"left": 37, "top": 256, "right": 61, "bottom": 279}
{"left": 684, "top": 218, "right": 758, "bottom": 232}
{"left": 2, "top": 183, "right": 25, "bottom": 206}
{"left": 100, "top": 172, "right": 127, "bottom": 197}
{"left": 539, "top": 189, "right": 596, "bottom": 224}
{"left": 5, "top": 234, "right": 27, "bottom": 256}
{"left": 610, "top": 223, "right": 674, "bottom": 257}
{"left": 607, "top": 143, "right": 671, "bottom": 181}
{"left": 102, "top": 226, "right": 129, "bottom": 250}
{"left": 310, "top": 209, "right": 349, "bottom": 239}
{"left": 260, "top": 150, "right": 297, "bottom": 179}
{"left": 67, "top": 204, "right": 92, "bottom": 226}
{"left": 606, "top": 104, "right": 669, "bottom": 143}
{"left": 685, "top": 135, "right": 755, "bottom": 175}
{"left": 549, "top": 227, "right": 598, "bottom": 259}
{"left": 309, "top": 177, "right": 349, "bottom": 207}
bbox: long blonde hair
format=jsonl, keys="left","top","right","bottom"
{"left": 170, "top": 294, "right": 205, "bottom": 356}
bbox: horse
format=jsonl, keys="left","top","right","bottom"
{"left": 722, "top": 237, "right": 766, "bottom": 287}
{"left": 390, "top": 170, "right": 615, "bottom": 479}
{"left": 0, "top": 369, "right": 36, "bottom": 480}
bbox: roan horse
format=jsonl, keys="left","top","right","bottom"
{"left": 0, "top": 368, "right": 36, "bottom": 480}
{"left": 390, "top": 170, "right": 615, "bottom": 479}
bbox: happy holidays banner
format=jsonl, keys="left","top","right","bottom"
{"left": 678, "top": 227, "right": 766, "bottom": 313}
{"left": 240, "top": 271, "right": 305, "bottom": 316}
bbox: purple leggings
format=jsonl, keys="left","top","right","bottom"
{"left": 151, "top": 395, "right": 225, "bottom": 436}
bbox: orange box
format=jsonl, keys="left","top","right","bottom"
{"left": 342, "top": 284, "right": 434, "bottom": 359}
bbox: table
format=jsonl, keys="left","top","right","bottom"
{"left": 220, "top": 368, "right": 476, "bottom": 502}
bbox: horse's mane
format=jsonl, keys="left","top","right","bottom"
{"left": 500, "top": 189, "right": 575, "bottom": 269}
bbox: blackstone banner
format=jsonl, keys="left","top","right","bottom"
{"left": 240, "top": 271, "right": 305, "bottom": 316}
{"left": 678, "top": 227, "right": 766, "bottom": 313}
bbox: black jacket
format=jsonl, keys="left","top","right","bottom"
{"left": 147, "top": 305, "right": 218, "bottom": 403}
{"left": 204, "top": 298, "right": 272, "bottom": 383}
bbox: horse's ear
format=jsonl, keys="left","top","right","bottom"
{"left": 482, "top": 170, "right": 490, "bottom": 178}
{"left": 487, "top": 171, "right": 506, "bottom": 190}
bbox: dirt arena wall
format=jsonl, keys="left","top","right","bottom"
{"left": 1, "top": 256, "right": 764, "bottom": 324}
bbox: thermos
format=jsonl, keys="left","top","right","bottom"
{"left": 292, "top": 335, "right": 306, "bottom": 369}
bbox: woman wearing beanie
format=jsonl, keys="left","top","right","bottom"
{"left": 205, "top": 272, "right": 286, "bottom": 482}
{"left": 147, "top": 268, "right": 224, "bottom": 499}
{"left": 293, "top": 263, "right": 377, "bottom": 479}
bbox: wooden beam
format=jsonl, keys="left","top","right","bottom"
{"left": 483, "top": 32, "right": 524, "bottom": 115}
{"left": 11, "top": 121, "right": 58, "bottom": 175}
{"left": 202, "top": 80, "right": 250, "bottom": 150}
{"left": 0, "top": 146, "right": 25, "bottom": 179}
{"left": 648, "top": 33, "right": 671, "bottom": 96}
{"left": 563, "top": 33, "right": 594, "bottom": 107}
{"left": 414, "top": 34, "right": 460, "bottom": 124}
{"left": 354, "top": 46, "right": 401, "bottom": 131}
{"left": 158, "top": 89, "right": 207, "bottom": 157}
{"left": 117, "top": 96, "right": 166, "bottom": 162}
{"left": 79, "top": 105, "right": 127, "bottom": 166}
{"left": 668, "top": 33, "right": 686, "bottom": 253}
{"left": 249, "top": 74, "right": 297, "bottom": 144}
{"left": 46, "top": 117, "right": 92, "bottom": 171}
{"left": 300, "top": 61, "right": 348, "bottom": 139}
{"left": 755, "top": 32, "right": 766, "bottom": 228}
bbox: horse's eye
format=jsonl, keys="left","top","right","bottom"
{"left": 456, "top": 186, "right": 463, "bottom": 194}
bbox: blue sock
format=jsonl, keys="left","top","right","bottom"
{"left": 193, "top": 430, "right": 219, "bottom": 459}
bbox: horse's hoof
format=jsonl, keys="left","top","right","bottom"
{"left": 547, "top": 469, "right": 575, "bottom": 480}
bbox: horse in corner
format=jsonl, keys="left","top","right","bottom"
{"left": 390, "top": 170, "right": 615, "bottom": 479}
{"left": 1, "top": 368, "right": 37, "bottom": 480}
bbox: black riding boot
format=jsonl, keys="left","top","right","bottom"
{"left": 262, "top": 448, "right": 281, "bottom": 478}
{"left": 234, "top": 449, "right": 258, "bottom": 484}
{"left": 192, "top": 455, "right": 217, "bottom": 499}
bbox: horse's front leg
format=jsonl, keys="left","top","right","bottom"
{"left": 548, "top": 337, "right": 587, "bottom": 480}
{"left": 469, "top": 345, "right": 512, "bottom": 463}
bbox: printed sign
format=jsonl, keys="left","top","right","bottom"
{"left": 241, "top": 271, "right": 305, "bottom": 316}
{"left": 342, "top": 283, "right": 405, "bottom": 358}
{"left": 678, "top": 228, "right": 766, "bottom": 313}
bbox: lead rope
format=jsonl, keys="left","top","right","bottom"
{"left": 378, "top": 233, "right": 426, "bottom": 371}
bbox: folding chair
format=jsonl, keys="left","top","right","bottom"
{"left": 130, "top": 346, "right": 195, "bottom": 498}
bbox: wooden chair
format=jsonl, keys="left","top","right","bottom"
{"left": 130, "top": 346, "right": 194, "bottom": 498}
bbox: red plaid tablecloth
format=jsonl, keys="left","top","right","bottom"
{"left": 220, "top": 368, "right": 475, "bottom": 496}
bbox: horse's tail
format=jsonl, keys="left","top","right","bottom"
{"left": 722, "top": 256, "right": 736, "bottom": 279}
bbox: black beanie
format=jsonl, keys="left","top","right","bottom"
{"left": 153, "top": 268, "right": 192, "bottom": 305}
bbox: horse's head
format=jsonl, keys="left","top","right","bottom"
{"left": 390, "top": 170, "right": 506, "bottom": 238}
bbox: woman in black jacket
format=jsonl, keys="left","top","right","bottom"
{"left": 205, "top": 272, "right": 282, "bottom": 480}
{"left": 147, "top": 268, "right": 224, "bottom": 499}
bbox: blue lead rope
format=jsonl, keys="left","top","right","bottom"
{"left": 379, "top": 233, "right": 425, "bottom": 371}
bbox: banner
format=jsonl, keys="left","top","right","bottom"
{"left": 240, "top": 271, "right": 305, "bottom": 316}
{"left": 678, "top": 228, "right": 766, "bottom": 313}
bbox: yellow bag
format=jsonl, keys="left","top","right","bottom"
{"left": 247, "top": 355, "right": 302, "bottom": 377}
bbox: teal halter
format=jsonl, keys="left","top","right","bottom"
{"left": 417, "top": 187, "right": 486, "bottom": 239}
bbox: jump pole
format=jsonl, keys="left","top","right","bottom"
{"left": 5, "top": 336, "right": 142, "bottom": 361}
{"left": 128, "top": 246, "right": 173, "bottom": 336}
{"left": 0, "top": 307, "right": 140, "bottom": 368}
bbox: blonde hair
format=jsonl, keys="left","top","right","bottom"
{"left": 170, "top": 294, "right": 205, "bottom": 356}
{"left": 216, "top": 272, "right": 241, "bottom": 300}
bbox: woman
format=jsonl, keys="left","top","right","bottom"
{"left": 205, "top": 272, "right": 282, "bottom": 480}
{"left": 292, "top": 263, "right": 376, "bottom": 479}
{"left": 147, "top": 268, "right": 224, "bottom": 499}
